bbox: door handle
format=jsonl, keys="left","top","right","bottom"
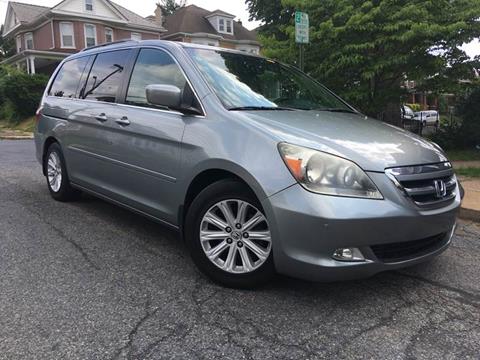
{"left": 115, "top": 116, "right": 130, "bottom": 126}
{"left": 95, "top": 113, "right": 108, "bottom": 122}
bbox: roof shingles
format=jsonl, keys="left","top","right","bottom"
{"left": 164, "top": 5, "right": 258, "bottom": 43}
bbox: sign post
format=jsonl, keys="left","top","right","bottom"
{"left": 295, "top": 11, "right": 309, "bottom": 71}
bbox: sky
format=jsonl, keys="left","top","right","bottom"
{"left": 0, "top": 0, "right": 478, "bottom": 57}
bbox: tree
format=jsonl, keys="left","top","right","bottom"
{"left": 0, "top": 25, "right": 15, "bottom": 61}
{"left": 157, "top": 0, "right": 186, "bottom": 16}
{"left": 247, "top": 0, "right": 480, "bottom": 125}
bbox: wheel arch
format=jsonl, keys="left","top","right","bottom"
{"left": 42, "top": 136, "right": 60, "bottom": 176}
{"left": 178, "top": 161, "right": 268, "bottom": 234}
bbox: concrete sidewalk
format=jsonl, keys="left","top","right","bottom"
{"left": 460, "top": 178, "right": 480, "bottom": 222}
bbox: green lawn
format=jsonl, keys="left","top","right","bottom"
{"left": 447, "top": 149, "right": 480, "bottom": 161}
{"left": 455, "top": 167, "right": 480, "bottom": 178}
{"left": 0, "top": 117, "right": 35, "bottom": 133}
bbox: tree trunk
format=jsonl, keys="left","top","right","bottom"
{"left": 381, "top": 101, "right": 402, "bottom": 127}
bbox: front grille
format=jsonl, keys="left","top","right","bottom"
{"left": 386, "top": 162, "right": 457, "bottom": 209}
{"left": 371, "top": 232, "right": 448, "bottom": 263}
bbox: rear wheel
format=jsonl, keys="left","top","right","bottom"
{"left": 185, "top": 179, "right": 274, "bottom": 288}
{"left": 44, "top": 143, "right": 80, "bottom": 202}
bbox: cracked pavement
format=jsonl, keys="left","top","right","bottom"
{"left": 0, "top": 140, "right": 479, "bottom": 359}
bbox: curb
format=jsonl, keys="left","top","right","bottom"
{"left": 0, "top": 135, "right": 34, "bottom": 140}
{"left": 459, "top": 207, "right": 480, "bottom": 222}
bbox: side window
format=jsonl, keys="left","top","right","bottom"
{"left": 82, "top": 50, "right": 131, "bottom": 102}
{"left": 126, "top": 48, "right": 187, "bottom": 107}
{"left": 49, "top": 56, "right": 90, "bottom": 98}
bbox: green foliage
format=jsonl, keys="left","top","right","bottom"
{"left": 0, "top": 66, "right": 48, "bottom": 123}
{"left": 0, "top": 25, "right": 15, "bottom": 61}
{"left": 432, "top": 86, "right": 480, "bottom": 149}
{"left": 156, "top": 0, "right": 186, "bottom": 16}
{"left": 247, "top": 0, "right": 480, "bottom": 124}
{"left": 406, "top": 103, "right": 421, "bottom": 112}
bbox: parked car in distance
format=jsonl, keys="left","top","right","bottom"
{"left": 401, "top": 105, "right": 415, "bottom": 121}
{"left": 414, "top": 110, "right": 440, "bottom": 127}
{"left": 35, "top": 40, "right": 460, "bottom": 288}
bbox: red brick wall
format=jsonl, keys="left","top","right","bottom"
{"left": 33, "top": 22, "right": 54, "bottom": 50}
{"left": 50, "top": 20, "right": 162, "bottom": 51}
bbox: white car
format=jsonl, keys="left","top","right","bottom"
{"left": 414, "top": 110, "right": 439, "bottom": 126}
{"left": 401, "top": 105, "right": 415, "bottom": 121}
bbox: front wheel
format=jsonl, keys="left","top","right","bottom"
{"left": 185, "top": 179, "right": 275, "bottom": 288}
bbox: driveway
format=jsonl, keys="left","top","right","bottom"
{"left": 0, "top": 140, "right": 479, "bottom": 359}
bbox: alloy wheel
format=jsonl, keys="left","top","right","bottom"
{"left": 199, "top": 199, "right": 272, "bottom": 274}
{"left": 47, "top": 152, "right": 62, "bottom": 192}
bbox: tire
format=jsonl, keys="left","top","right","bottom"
{"left": 44, "top": 142, "right": 80, "bottom": 202}
{"left": 185, "top": 179, "right": 275, "bottom": 288}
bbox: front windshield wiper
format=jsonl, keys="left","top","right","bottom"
{"left": 316, "top": 107, "right": 357, "bottom": 114}
{"left": 228, "top": 106, "right": 294, "bottom": 111}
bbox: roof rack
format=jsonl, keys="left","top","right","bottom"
{"left": 80, "top": 39, "right": 138, "bottom": 52}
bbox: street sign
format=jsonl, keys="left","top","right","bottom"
{"left": 295, "top": 11, "right": 309, "bottom": 44}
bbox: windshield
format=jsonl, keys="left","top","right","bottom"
{"left": 186, "top": 48, "right": 353, "bottom": 112}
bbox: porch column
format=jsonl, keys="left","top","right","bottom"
{"left": 29, "top": 56, "right": 36, "bottom": 74}
{"left": 26, "top": 57, "right": 30, "bottom": 74}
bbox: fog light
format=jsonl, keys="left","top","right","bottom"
{"left": 332, "top": 247, "right": 365, "bottom": 262}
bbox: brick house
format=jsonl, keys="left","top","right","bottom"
{"left": 161, "top": 5, "right": 261, "bottom": 54}
{"left": 1, "top": 0, "right": 165, "bottom": 74}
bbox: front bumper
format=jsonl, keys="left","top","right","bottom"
{"left": 262, "top": 172, "right": 460, "bottom": 282}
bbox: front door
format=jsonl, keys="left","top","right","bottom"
{"left": 85, "top": 47, "right": 196, "bottom": 224}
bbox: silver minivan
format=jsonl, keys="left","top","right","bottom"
{"left": 35, "top": 40, "right": 460, "bottom": 288}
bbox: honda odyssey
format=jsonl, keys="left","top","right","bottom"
{"left": 35, "top": 40, "right": 460, "bottom": 288}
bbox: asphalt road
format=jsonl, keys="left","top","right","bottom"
{"left": 1, "top": 140, "right": 479, "bottom": 360}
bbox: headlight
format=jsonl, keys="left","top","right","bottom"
{"left": 278, "top": 143, "right": 383, "bottom": 199}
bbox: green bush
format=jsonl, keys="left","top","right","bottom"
{"left": 0, "top": 65, "right": 48, "bottom": 123}
{"left": 431, "top": 86, "right": 480, "bottom": 150}
{"left": 406, "top": 103, "right": 421, "bottom": 112}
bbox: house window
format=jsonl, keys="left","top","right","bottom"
{"left": 85, "top": 0, "right": 93, "bottom": 11}
{"left": 131, "top": 32, "right": 141, "bottom": 41}
{"left": 25, "top": 32, "right": 33, "bottom": 50}
{"left": 84, "top": 24, "right": 97, "bottom": 47}
{"left": 60, "top": 22, "right": 75, "bottom": 48}
{"left": 16, "top": 35, "right": 22, "bottom": 52}
{"left": 105, "top": 28, "right": 114, "bottom": 43}
{"left": 218, "top": 18, "right": 233, "bottom": 34}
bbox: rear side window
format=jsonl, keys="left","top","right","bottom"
{"left": 126, "top": 48, "right": 187, "bottom": 107}
{"left": 82, "top": 50, "right": 131, "bottom": 103}
{"left": 49, "top": 57, "right": 90, "bottom": 98}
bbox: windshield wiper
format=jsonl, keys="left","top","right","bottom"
{"left": 228, "top": 106, "right": 294, "bottom": 111}
{"left": 317, "top": 107, "right": 357, "bottom": 114}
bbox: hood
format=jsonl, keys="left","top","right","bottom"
{"left": 239, "top": 110, "right": 447, "bottom": 172}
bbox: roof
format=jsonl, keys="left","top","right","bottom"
{"left": 107, "top": 1, "right": 160, "bottom": 29}
{"left": 5, "top": 0, "right": 163, "bottom": 32}
{"left": 163, "top": 5, "right": 258, "bottom": 43}
{"left": 9, "top": 2, "right": 49, "bottom": 23}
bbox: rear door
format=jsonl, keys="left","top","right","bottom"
{"left": 64, "top": 49, "right": 135, "bottom": 192}
{"left": 96, "top": 47, "right": 200, "bottom": 224}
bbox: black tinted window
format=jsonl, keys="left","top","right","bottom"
{"left": 82, "top": 50, "right": 130, "bottom": 102}
{"left": 126, "top": 49, "right": 186, "bottom": 107}
{"left": 49, "top": 57, "right": 90, "bottom": 98}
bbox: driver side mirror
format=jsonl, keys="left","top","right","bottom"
{"left": 146, "top": 84, "right": 182, "bottom": 109}
{"left": 145, "top": 84, "right": 202, "bottom": 116}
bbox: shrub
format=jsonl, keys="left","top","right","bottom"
{"left": 431, "top": 86, "right": 480, "bottom": 149}
{"left": 0, "top": 65, "right": 48, "bottom": 123}
{"left": 406, "top": 103, "right": 421, "bottom": 112}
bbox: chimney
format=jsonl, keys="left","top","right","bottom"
{"left": 154, "top": 4, "right": 163, "bottom": 26}
{"left": 237, "top": 19, "right": 243, "bottom": 27}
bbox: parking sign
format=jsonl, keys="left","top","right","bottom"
{"left": 295, "top": 11, "right": 309, "bottom": 44}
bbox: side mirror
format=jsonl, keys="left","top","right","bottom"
{"left": 146, "top": 84, "right": 182, "bottom": 109}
